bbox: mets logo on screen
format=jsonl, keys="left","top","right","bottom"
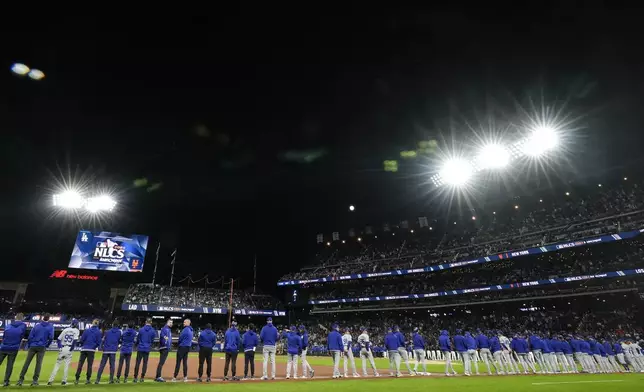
{"left": 93, "top": 239, "right": 126, "bottom": 262}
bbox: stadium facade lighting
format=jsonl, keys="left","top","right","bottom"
{"left": 565, "top": 192, "right": 570, "bottom": 196}
{"left": 624, "top": 177, "right": 628, "bottom": 181}
{"left": 439, "top": 158, "right": 473, "bottom": 186}
{"left": 11, "top": 63, "right": 30, "bottom": 75}
{"left": 471, "top": 216, "right": 476, "bottom": 220}
{"left": 357, "top": 237, "right": 362, "bottom": 242}
{"left": 598, "top": 184, "right": 602, "bottom": 187}
{"left": 514, "top": 205, "right": 519, "bottom": 209}
{"left": 341, "top": 240, "right": 346, "bottom": 244}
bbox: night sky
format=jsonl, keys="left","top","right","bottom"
{"left": 3, "top": 5, "right": 644, "bottom": 293}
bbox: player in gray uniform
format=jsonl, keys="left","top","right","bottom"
{"left": 342, "top": 328, "right": 359, "bottom": 377}
{"left": 394, "top": 326, "right": 414, "bottom": 375}
{"left": 357, "top": 327, "right": 379, "bottom": 377}
{"left": 47, "top": 319, "right": 80, "bottom": 386}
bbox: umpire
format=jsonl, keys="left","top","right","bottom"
{"left": 18, "top": 314, "right": 54, "bottom": 386}
{"left": 197, "top": 324, "right": 216, "bottom": 382}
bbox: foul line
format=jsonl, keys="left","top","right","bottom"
{"left": 532, "top": 380, "right": 624, "bottom": 386}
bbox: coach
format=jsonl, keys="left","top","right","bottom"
{"left": 75, "top": 319, "right": 102, "bottom": 384}
{"left": 95, "top": 321, "right": 122, "bottom": 384}
{"left": 0, "top": 314, "right": 27, "bottom": 387}
{"left": 259, "top": 317, "right": 278, "bottom": 380}
{"left": 133, "top": 318, "right": 156, "bottom": 383}
{"left": 173, "top": 319, "right": 193, "bottom": 382}
{"left": 155, "top": 319, "right": 173, "bottom": 382}
{"left": 117, "top": 322, "right": 137, "bottom": 383}
{"left": 18, "top": 314, "right": 54, "bottom": 386}
{"left": 223, "top": 321, "right": 242, "bottom": 381}
{"left": 197, "top": 323, "right": 216, "bottom": 382}
{"left": 242, "top": 324, "right": 259, "bottom": 379}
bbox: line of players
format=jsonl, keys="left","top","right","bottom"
{"left": 435, "top": 329, "right": 644, "bottom": 376}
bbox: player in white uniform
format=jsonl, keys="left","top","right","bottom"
{"left": 342, "top": 329, "right": 359, "bottom": 377}
{"left": 357, "top": 327, "right": 379, "bottom": 377}
{"left": 47, "top": 320, "right": 80, "bottom": 386}
{"left": 499, "top": 332, "right": 518, "bottom": 374}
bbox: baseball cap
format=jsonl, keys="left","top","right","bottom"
{"left": 267, "top": 317, "right": 273, "bottom": 323}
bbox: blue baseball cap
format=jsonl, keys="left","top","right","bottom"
{"left": 267, "top": 317, "right": 273, "bottom": 323}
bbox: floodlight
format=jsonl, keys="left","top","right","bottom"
{"left": 86, "top": 195, "right": 117, "bottom": 213}
{"left": 28, "top": 69, "right": 45, "bottom": 80}
{"left": 523, "top": 126, "right": 559, "bottom": 156}
{"left": 475, "top": 144, "right": 510, "bottom": 170}
{"left": 11, "top": 63, "right": 30, "bottom": 75}
{"left": 53, "top": 191, "right": 83, "bottom": 209}
{"left": 349, "top": 205, "right": 355, "bottom": 211}
{"left": 439, "top": 158, "right": 473, "bottom": 186}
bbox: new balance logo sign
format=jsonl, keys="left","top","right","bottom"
{"left": 50, "top": 270, "right": 67, "bottom": 278}
{"left": 81, "top": 233, "right": 89, "bottom": 242}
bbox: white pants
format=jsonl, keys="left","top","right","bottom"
{"left": 503, "top": 351, "right": 518, "bottom": 373}
{"left": 286, "top": 353, "right": 298, "bottom": 378}
{"left": 359, "top": 348, "right": 378, "bottom": 376}
{"left": 388, "top": 350, "right": 401, "bottom": 376}
{"left": 467, "top": 349, "right": 479, "bottom": 374}
{"left": 330, "top": 350, "right": 341, "bottom": 377}
{"left": 413, "top": 349, "right": 427, "bottom": 373}
{"left": 492, "top": 351, "right": 506, "bottom": 374}
{"left": 459, "top": 351, "right": 471, "bottom": 374}
{"left": 479, "top": 348, "right": 496, "bottom": 374}
{"left": 443, "top": 350, "right": 457, "bottom": 375}
{"left": 262, "top": 345, "right": 276, "bottom": 378}
{"left": 48, "top": 348, "right": 73, "bottom": 383}
{"left": 398, "top": 347, "right": 413, "bottom": 374}
{"left": 516, "top": 353, "right": 531, "bottom": 373}
{"left": 343, "top": 350, "right": 357, "bottom": 376}
{"left": 533, "top": 350, "right": 546, "bottom": 373}
{"left": 556, "top": 353, "right": 569, "bottom": 372}
{"left": 565, "top": 354, "right": 577, "bottom": 372}
{"left": 300, "top": 348, "right": 314, "bottom": 377}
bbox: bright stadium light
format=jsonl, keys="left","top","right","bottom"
{"left": 53, "top": 191, "right": 84, "bottom": 209}
{"left": 27, "top": 69, "right": 45, "bottom": 81}
{"left": 475, "top": 144, "right": 510, "bottom": 170}
{"left": 86, "top": 195, "right": 117, "bottom": 213}
{"left": 439, "top": 158, "right": 473, "bottom": 186}
{"left": 523, "top": 126, "right": 559, "bottom": 156}
{"left": 11, "top": 63, "right": 30, "bottom": 75}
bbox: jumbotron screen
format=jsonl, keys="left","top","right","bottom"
{"left": 68, "top": 230, "right": 148, "bottom": 272}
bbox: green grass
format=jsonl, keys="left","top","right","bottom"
{"left": 2, "top": 352, "right": 641, "bottom": 392}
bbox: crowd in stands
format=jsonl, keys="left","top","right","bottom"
{"left": 306, "top": 237, "right": 644, "bottom": 301}
{"left": 123, "top": 284, "right": 282, "bottom": 310}
{"left": 281, "top": 181, "right": 644, "bottom": 282}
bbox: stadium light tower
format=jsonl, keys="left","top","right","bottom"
{"left": 52, "top": 191, "right": 117, "bottom": 213}
{"left": 475, "top": 144, "right": 510, "bottom": 170}
{"left": 52, "top": 191, "right": 84, "bottom": 209}
{"left": 439, "top": 158, "right": 473, "bottom": 187}
{"left": 523, "top": 126, "right": 559, "bottom": 156}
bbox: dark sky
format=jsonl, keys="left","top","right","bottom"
{"left": 2, "top": 5, "right": 644, "bottom": 293}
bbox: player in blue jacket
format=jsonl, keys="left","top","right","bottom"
{"left": 453, "top": 329, "right": 469, "bottom": 374}
{"left": 223, "top": 321, "right": 242, "bottom": 381}
{"left": 298, "top": 325, "right": 315, "bottom": 378}
{"left": 17, "top": 315, "right": 54, "bottom": 386}
{"left": 393, "top": 326, "right": 413, "bottom": 376}
{"left": 259, "top": 317, "right": 279, "bottom": 380}
{"left": 283, "top": 326, "right": 302, "bottom": 379}
{"left": 327, "top": 324, "right": 343, "bottom": 378}
{"left": 476, "top": 329, "right": 496, "bottom": 375}
{"left": 155, "top": 319, "right": 173, "bottom": 382}
{"left": 603, "top": 339, "right": 620, "bottom": 373}
{"left": 242, "top": 324, "right": 259, "bottom": 379}
{"left": 489, "top": 332, "right": 505, "bottom": 375}
{"left": 412, "top": 327, "right": 428, "bottom": 375}
{"left": 384, "top": 327, "right": 401, "bottom": 377}
{"left": 75, "top": 319, "right": 102, "bottom": 384}
{"left": 511, "top": 334, "right": 532, "bottom": 374}
{"left": 134, "top": 318, "right": 156, "bottom": 383}
{"left": 0, "top": 314, "right": 27, "bottom": 386}
{"left": 173, "top": 319, "right": 193, "bottom": 382}
{"left": 197, "top": 323, "right": 216, "bottom": 382}
{"left": 560, "top": 336, "right": 577, "bottom": 373}
{"left": 117, "top": 322, "right": 137, "bottom": 383}
{"left": 95, "top": 322, "right": 122, "bottom": 384}
{"left": 438, "top": 330, "right": 457, "bottom": 376}
{"left": 464, "top": 332, "right": 479, "bottom": 375}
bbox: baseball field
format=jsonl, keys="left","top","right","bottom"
{"left": 2, "top": 352, "right": 641, "bottom": 391}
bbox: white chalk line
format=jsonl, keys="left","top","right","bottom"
{"left": 532, "top": 380, "right": 624, "bottom": 385}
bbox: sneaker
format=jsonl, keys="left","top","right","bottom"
{"left": 94, "top": 381, "right": 99, "bottom": 385}
{"left": 409, "top": 372, "right": 416, "bottom": 376}
{"left": 73, "top": 380, "right": 78, "bottom": 386}
{"left": 343, "top": 373, "right": 348, "bottom": 378}
{"left": 293, "top": 376, "right": 298, "bottom": 379}
{"left": 154, "top": 378, "right": 165, "bottom": 383}
{"left": 85, "top": 381, "right": 91, "bottom": 385}
{"left": 196, "top": 378, "right": 202, "bottom": 383}
{"left": 171, "top": 378, "right": 177, "bottom": 382}
{"left": 61, "top": 382, "right": 67, "bottom": 386}
{"left": 285, "top": 376, "right": 290, "bottom": 380}
{"left": 206, "top": 378, "right": 211, "bottom": 383}
{"left": 353, "top": 373, "right": 360, "bottom": 377}
{"left": 115, "top": 379, "right": 120, "bottom": 384}
{"left": 223, "top": 377, "right": 229, "bottom": 381}
{"left": 46, "top": 383, "right": 52, "bottom": 386}
{"left": 271, "top": 377, "right": 275, "bottom": 380}
{"left": 139, "top": 378, "right": 145, "bottom": 383}
{"left": 374, "top": 373, "right": 380, "bottom": 377}
{"left": 31, "top": 382, "right": 39, "bottom": 387}
{"left": 3, "top": 382, "right": 9, "bottom": 388}
{"left": 16, "top": 380, "right": 23, "bottom": 387}
{"left": 310, "top": 370, "right": 315, "bottom": 378}
{"left": 133, "top": 378, "right": 138, "bottom": 383}
{"left": 109, "top": 380, "right": 115, "bottom": 385}
{"left": 123, "top": 378, "right": 128, "bottom": 384}
{"left": 183, "top": 378, "right": 188, "bottom": 383}
{"left": 397, "top": 373, "right": 403, "bottom": 377}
